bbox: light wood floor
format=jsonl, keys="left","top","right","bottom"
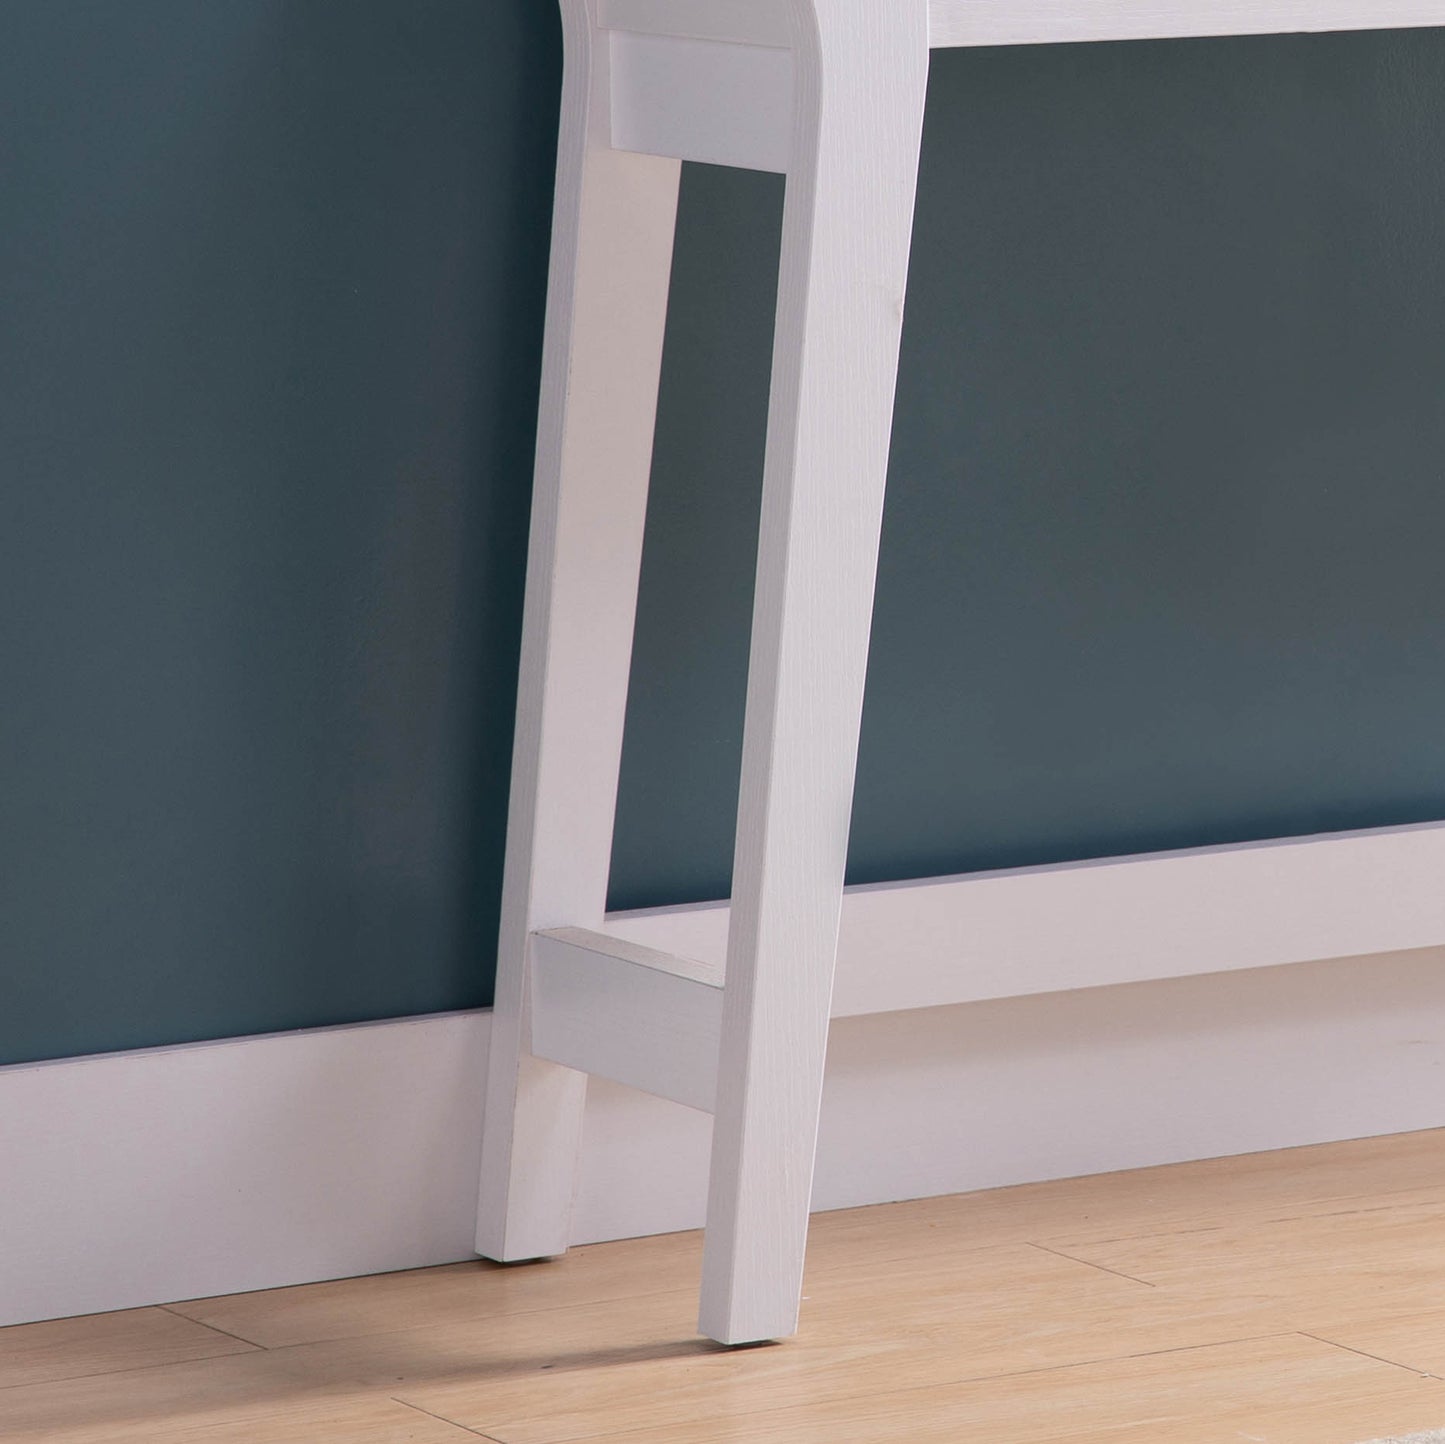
{"left": 6, "top": 1131, "right": 1445, "bottom": 1443}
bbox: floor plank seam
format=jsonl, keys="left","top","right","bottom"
{"left": 1036, "top": 1224, "right": 1231, "bottom": 1247}
{"left": 947, "top": 1331, "right": 1304, "bottom": 1385}
{"left": 157, "top": 1304, "right": 270, "bottom": 1351}
{"left": 1025, "top": 1241, "right": 1158, "bottom": 1287}
{"left": 1298, "top": 1331, "right": 1445, "bottom": 1381}
{"left": 1304, "top": 1201, "right": 1445, "bottom": 1223}
{"left": 0, "top": 1345, "right": 264, "bottom": 1394}
{"left": 167, "top": 1280, "right": 708, "bottom": 1355}
{"left": 394, "top": 1395, "right": 507, "bottom": 1440}
{"left": 806, "top": 1237, "right": 1021, "bottom": 1271}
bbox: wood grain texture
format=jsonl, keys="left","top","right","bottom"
{"left": 1046, "top": 1197, "right": 1445, "bottom": 1327}
{"left": 0, "top": 1308, "right": 256, "bottom": 1390}
{"left": 927, "top": 0, "right": 1445, "bottom": 48}
{"left": 166, "top": 1239, "right": 703, "bottom": 1351}
{"left": 1312, "top": 1308, "right": 1445, "bottom": 1379}
{"left": 809, "top": 1128, "right": 1445, "bottom": 1257}
{"left": 463, "top": 1336, "right": 1445, "bottom": 1444}
{"left": 404, "top": 1248, "right": 1277, "bottom": 1442}
{"left": 11, "top": 1133, "right": 1445, "bottom": 1443}
{"left": 0, "top": 1364, "right": 481, "bottom": 1444}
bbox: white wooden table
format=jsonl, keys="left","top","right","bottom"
{"left": 477, "top": 0, "right": 1445, "bottom": 1345}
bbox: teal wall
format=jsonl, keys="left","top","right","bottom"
{"left": 5, "top": 7, "right": 1445, "bottom": 1066}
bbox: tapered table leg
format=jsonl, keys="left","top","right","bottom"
{"left": 699, "top": 0, "right": 930, "bottom": 1345}
{"left": 476, "top": 2, "right": 680, "bottom": 1265}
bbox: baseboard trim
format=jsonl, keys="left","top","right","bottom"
{"left": 608, "top": 821, "right": 1445, "bottom": 1016}
{"left": 5, "top": 943, "right": 1445, "bottom": 1326}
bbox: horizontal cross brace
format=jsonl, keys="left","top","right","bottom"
{"left": 530, "top": 927, "right": 724, "bottom": 1113}
{"left": 600, "top": 0, "right": 792, "bottom": 48}
{"left": 606, "top": 32, "right": 793, "bottom": 174}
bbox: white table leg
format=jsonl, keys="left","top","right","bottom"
{"left": 490, "top": 0, "right": 1445, "bottom": 1347}
{"left": 698, "top": 0, "right": 930, "bottom": 1345}
{"left": 476, "top": 3, "right": 680, "bottom": 1264}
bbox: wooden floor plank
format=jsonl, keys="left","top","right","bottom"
{"left": 0, "top": 1348, "right": 313, "bottom": 1441}
{"left": 0, "top": 1346, "right": 504, "bottom": 1443}
{"left": 0, "top": 1289, "right": 706, "bottom": 1442}
{"left": 809, "top": 1129, "right": 1445, "bottom": 1262}
{"left": 1044, "top": 1198, "right": 1445, "bottom": 1327}
{"left": 0, "top": 1307, "right": 258, "bottom": 1391}
{"left": 397, "top": 1244, "right": 1295, "bottom": 1442}
{"left": 166, "top": 1234, "right": 705, "bottom": 1351}
{"left": 8, "top": 1129, "right": 1445, "bottom": 1443}
{"left": 5, "top": 1245, "right": 1251, "bottom": 1444}
{"left": 2, "top": 1390, "right": 489, "bottom": 1443}
{"left": 493, "top": 1336, "right": 1445, "bottom": 1444}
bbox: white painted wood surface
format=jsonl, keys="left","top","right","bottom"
{"left": 927, "top": 0, "right": 1445, "bottom": 48}
{"left": 530, "top": 928, "right": 723, "bottom": 1112}
{"left": 11, "top": 953, "right": 1445, "bottom": 1328}
{"left": 602, "top": 0, "right": 794, "bottom": 47}
{"left": 607, "top": 822, "right": 1445, "bottom": 1017}
{"left": 696, "top": 0, "right": 930, "bottom": 1346}
{"left": 601, "top": 0, "right": 1445, "bottom": 49}
{"left": 610, "top": 33, "right": 794, "bottom": 173}
{"left": 474, "top": 0, "right": 680, "bottom": 1266}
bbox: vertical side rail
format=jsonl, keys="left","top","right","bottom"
{"left": 698, "top": 0, "right": 930, "bottom": 1343}
{"left": 476, "top": 2, "right": 681, "bottom": 1263}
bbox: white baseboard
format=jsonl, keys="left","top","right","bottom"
{"left": 5, "top": 943, "right": 1445, "bottom": 1327}
{"left": 608, "top": 822, "right": 1445, "bottom": 1016}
